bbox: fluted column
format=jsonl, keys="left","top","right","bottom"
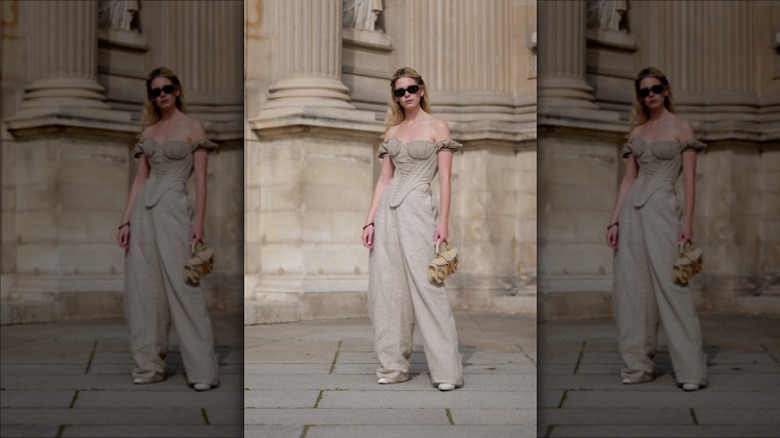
{"left": 165, "top": 1, "right": 243, "bottom": 108}
{"left": 646, "top": 1, "right": 755, "bottom": 112}
{"left": 17, "top": 0, "right": 111, "bottom": 112}
{"left": 264, "top": 0, "right": 355, "bottom": 110}
{"left": 537, "top": 0, "right": 598, "bottom": 109}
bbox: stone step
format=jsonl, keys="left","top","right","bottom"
{"left": 0, "top": 300, "right": 57, "bottom": 325}
{"left": 244, "top": 300, "right": 302, "bottom": 325}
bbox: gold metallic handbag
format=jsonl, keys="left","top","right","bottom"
{"left": 184, "top": 242, "right": 215, "bottom": 284}
{"left": 673, "top": 242, "right": 702, "bottom": 285}
{"left": 428, "top": 242, "right": 459, "bottom": 284}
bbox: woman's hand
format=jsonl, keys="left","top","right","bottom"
{"left": 677, "top": 222, "right": 693, "bottom": 246}
{"left": 190, "top": 221, "right": 204, "bottom": 245}
{"left": 117, "top": 225, "right": 130, "bottom": 250}
{"left": 362, "top": 224, "right": 374, "bottom": 249}
{"left": 434, "top": 223, "right": 448, "bottom": 245}
{"left": 606, "top": 225, "right": 619, "bottom": 250}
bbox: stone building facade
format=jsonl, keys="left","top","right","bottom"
{"left": 1, "top": 0, "right": 244, "bottom": 324}
{"left": 538, "top": 0, "right": 780, "bottom": 319}
{"left": 244, "top": 0, "right": 537, "bottom": 323}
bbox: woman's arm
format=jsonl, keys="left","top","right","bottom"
{"left": 435, "top": 150, "right": 453, "bottom": 244}
{"left": 605, "top": 154, "right": 639, "bottom": 249}
{"left": 362, "top": 156, "right": 395, "bottom": 249}
{"left": 190, "top": 149, "right": 208, "bottom": 245}
{"left": 678, "top": 150, "right": 697, "bottom": 245}
{"left": 117, "top": 155, "right": 150, "bottom": 249}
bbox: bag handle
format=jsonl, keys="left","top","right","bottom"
{"left": 435, "top": 241, "right": 450, "bottom": 255}
{"left": 190, "top": 241, "right": 207, "bottom": 257}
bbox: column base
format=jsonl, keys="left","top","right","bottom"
{"left": 264, "top": 77, "right": 359, "bottom": 111}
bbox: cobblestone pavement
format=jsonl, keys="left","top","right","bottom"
{"left": 1, "top": 312, "right": 243, "bottom": 437}
{"left": 244, "top": 312, "right": 537, "bottom": 438}
{"left": 539, "top": 313, "right": 780, "bottom": 437}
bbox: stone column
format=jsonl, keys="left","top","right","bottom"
{"left": 537, "top": 0, "right": 599, "bottom": 111}
{"left": 16, "top": 0, "right": 111, "bottom": 113}
{"left": 246, "top": 0, "right": 379, "bottom": 324}
{"left": 263, "top": 0, "right": 356, "bottom": 112}
{"left": 2, "top": 1, "right": 135, "bottom": 325}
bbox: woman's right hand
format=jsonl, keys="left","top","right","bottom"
{"left": 117, "top": 225, "right": 130, "bottom": 250}
{"left": 606, "top": 225, "right": 619, "bottom": 250}
{"left": 362, "top": 224, "right": 374, "bottom": 249}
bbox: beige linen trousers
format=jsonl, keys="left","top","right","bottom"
{"left": 613, "top": 139, "right": 707, "bottom": 387}
{"left": 368, "top": 138, "right": 464, "bottom": 388}
{"left": 124, "top": 139, "right": 219, "bottom": 386}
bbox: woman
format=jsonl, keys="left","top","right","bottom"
{"left": 362, "top": 67, "right": 463, "bottom": 391}
{"left": 605, "top": 67, "right": 707, "bottom": 391}
{"left": 117, "top": 67, "right": 219, "bottom": 391}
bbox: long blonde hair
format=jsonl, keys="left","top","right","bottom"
{"left": 629, "top": 66, "right": 675, "bottom": 129}
{"left": 141, "top": 67, "right": 186, "bottom": 128}
{"left": 384, "top": 66, "right": 430, "bottom": 128}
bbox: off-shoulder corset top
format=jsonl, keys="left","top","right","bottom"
{"left": 378, "top": 138, "right": 462, "bottom": 208}
{"left": 621, "top": 138, "right": 706, "bottom": 208}
{"left": 133, "top": 138, "right": 217, "bottom": 208}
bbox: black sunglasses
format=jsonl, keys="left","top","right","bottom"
{"left": 638, "top": 85, "right": 664, "bottom": 98}
{"left": 149, "top": 85, "right": 176, "bottom": 98}
{"left": 393, "top": 84, "right": 420, "bottom": 97}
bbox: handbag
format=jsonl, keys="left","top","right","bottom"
{"left": 184, "top": 241, "right": 215, "bottom": 284}
{"left": 673, "top": 242, "right": 702, "bottom": 285}
{"left": 428, "top": 242, "right": 459, "bottom": 284}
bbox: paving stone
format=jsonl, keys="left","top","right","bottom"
{"left": 449, "top": 408, "right": 536, "bottom": 425}
{"left": 74, "top": 389, "right": 243, "bottom": 409}
{"left": 562, "top": 388, "right": 780, "bottom": 410}
{"left": 0, "top": 407, "right": 204, "bottom": 426}
{"left": 244, "top": 389, "right": 320, "bottom": 408}
{"left": 538, "top": 407, "right": 693, "bottom": 426}
{"left": 316, "top": 389, "right": 536, "bottom": 409}
{"left": 245, "top": 408, "right": 449, "bottom": 425}
{"left": 60, "top": 425, "right": 243, "bottom": 437}
{"left": 546, "top": 425, "right": 780, "bottom": 437}
{"left": 304, "top": 424, "right": 535, "bottom": 438}
{"left": 244, "top": 425, "right": 304, "bottom": 438}
{"left": 0, "top": 390, "right": 75, "bottom": 408}
{"left": 0, "top": 426, "right": 59, "bottom": 437}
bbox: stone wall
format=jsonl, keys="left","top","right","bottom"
{"left": 244, "top": 0, "right": 537, "bottom": 324}
{"left": 538, "top": 0, "right": 780, "bottom": 320}
{"left": 0, "top": 0, "right": 244, "bottom": 325}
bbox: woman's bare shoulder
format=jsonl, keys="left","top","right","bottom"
{"left": 429, "top": 117, "right": 451, "bottom": 141}
{"left": 669, "top": 114, "right": 695, "bottom": 141}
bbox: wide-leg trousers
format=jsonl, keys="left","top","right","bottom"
{"left": 613, "top": 186, "right": 707, "bottom": 386}
{"left": 369, "top": 186, "right": 463, "bottom": 387}
{"left": 124, "top": 186, "right": 219, "bottom": 386}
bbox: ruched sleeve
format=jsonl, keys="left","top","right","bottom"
{"left": 621, "top": 142, "right": 634, "bottom": 158}
{"left": 435, "top": 139, "right": 463, "bottom": 153}
{"left": 680, "top": 139, "right": 706, "bottom": 152}
{"left": 191, "top": 138, "right": 218, "bottom": 153}
{"left": 132, "top": 140, "right": 145, "bottom": 158}
{"left": 377, "top": 140, "right": 390, "bottom": 159}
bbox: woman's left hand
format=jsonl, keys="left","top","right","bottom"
{"left": 434, "top": 223, "right": 448, "bottom": 245}
{"left": 677, "top": 223, "right": 693, "bottom": 245}
{"left": 190, "top": 222, "right": 204, "bottom": 245}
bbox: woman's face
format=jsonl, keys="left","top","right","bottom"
{"left": 149, "top": 77, "right": 178, "bottom": 110}
{"left": 638, "top": 76, "right": 666, "bottom": 111}
{"left": 393, "top": 76, "right": 423, "bottom": 111}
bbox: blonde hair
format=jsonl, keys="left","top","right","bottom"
{"left": 384, "top": 66, "right": 430, "bottom": 128}
{"left": 141, "top": 67, "right": 186, "bottom": 129}
{"left": 629, "top": 66, "right": 675, "bottom": 129}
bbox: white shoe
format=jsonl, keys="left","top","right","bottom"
{"left": 193, "top": 383, "right": 211, "bottom": 391}
{"left": 681, "top": 383, "right": 700, "bottom": 391}
{"left": 133, "top": 377, "right": 145, "bottom": 384}
{"left": 377, "top": 378, "right": 390, "bottom": 384}
{"left": 438, "top": 383, "right": 455, "bottom": 391}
